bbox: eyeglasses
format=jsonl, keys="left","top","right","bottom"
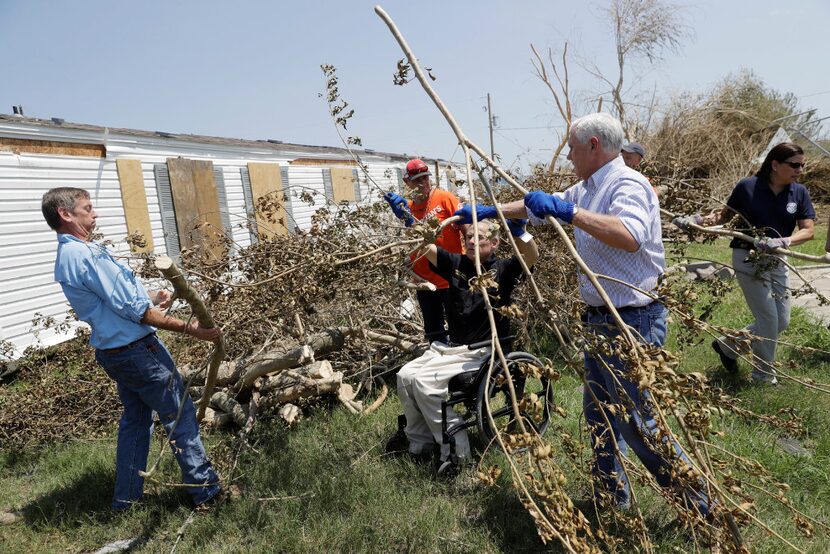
{"left": 781, "top": 161, "right": 805, "bottom": 169}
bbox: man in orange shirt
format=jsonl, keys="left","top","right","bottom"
{"left": 384, "top": 159, "right": 463, "bottom": 343}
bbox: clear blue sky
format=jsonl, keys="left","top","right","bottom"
{"left": 1, "top": 0, "right": 828, "bottom": 171}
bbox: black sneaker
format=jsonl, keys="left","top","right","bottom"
{"left": 711, "top": 340, "right": 738, "bottom": 372}
{"left": 384, "top": 430, "right": 409, "bottom": 455}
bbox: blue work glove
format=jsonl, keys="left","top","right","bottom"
{"left": 754, "top": 236, "right": 791, "bottom": 252}
{"left": 672, "top": 214, "right": 703, "bottom": 232}
{"left": 523, "top": 191, "right": 575, "bottom": 223}
{"left": 453, "top": 204, "right": 499, "bottom": 225}
{"left": 383, "top": 192, "right": 415, "bottom": 227}
{"left": 506, "top": 218, "right": 528, "bottom": 238}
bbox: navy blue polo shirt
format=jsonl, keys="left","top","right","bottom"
{"left": 726, "top": 176, "right": 815, "bottom": 250}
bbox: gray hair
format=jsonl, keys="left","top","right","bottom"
{"left": 465, "top": 219, "right": 500, "bottom": 241}
{"left": 570, "top": 113, "right": 624, "bottom": 154}
{"left": 42, "top": 187, "right": 90, "bottom": 230}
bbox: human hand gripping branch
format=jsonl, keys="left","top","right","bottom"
{"left": 667, "top": 207, "right": 827, "bottom": 263}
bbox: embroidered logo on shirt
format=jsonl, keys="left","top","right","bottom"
{"left": 786, "top": 202, "right": 797, "bottom": 214}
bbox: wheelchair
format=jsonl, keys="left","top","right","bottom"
{"left": 441, "top": 337, "right": 555, "bottom": 463}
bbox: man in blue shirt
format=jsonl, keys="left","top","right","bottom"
{"left": 42, "top": 187, "right": 223, "bottom": 511}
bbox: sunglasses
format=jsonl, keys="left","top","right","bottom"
{"left": 780, "top": 161, "right": 805, "bottom": 169}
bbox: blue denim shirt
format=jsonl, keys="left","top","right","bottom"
{"left": 54, "top": 234, "right": 155, "bottom": 349}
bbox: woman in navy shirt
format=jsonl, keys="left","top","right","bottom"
{"left": 706, "top": 142, "right": 815, "bottom": 384}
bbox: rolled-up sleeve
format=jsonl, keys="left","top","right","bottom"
{"left": 83, "top": 254, "right": 152, "bottom": 323}
{"left": 608, "top": 180, "right": 651, "bottom": 248}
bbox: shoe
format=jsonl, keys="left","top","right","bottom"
{"left": 384, "top": 430, "right": 409, "bottom": 455}
{"left": 751, "top": 371, "right": 778, "bottom": 385}
{"left": 195, "top": 487, "right": 228, "bottom": 512}
{"left": 711, "top": 340, "right": 738, "bottom": 372}
{"left": 572, "top": 497, "right": 629, "bottom": 517}
{"left": 385, "top": 414, "right": 410, "bottom": 455}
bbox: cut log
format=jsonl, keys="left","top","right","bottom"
{"left": 244, "top": 379, "right": 262, "bottom": 435}
{"left": 203, "top": 407, "right": 234, "bottom": 428}
{"left": 155, "top": 256, "right": 226, "bottom": 422}
{"left": 242, "top": 344, "right": 314, "bottom": 386}
{"left": 338, "top": 382, "right": 363, "bottom": 414}
{"left": 260, "top": 361, "right": 333, "bottom": 394}
{"left": 305, "top": 327, "right": 349, "bottom": 356}
{"left": 261, "top": 372, "right": 344, "bottom": 406}
{"left": 209, "top": 391, "right": 247, "bottom": 428}
{"left": 278, "top": 404, "right": 302, "bottom": 426}
{"left": 236, "top": 326, "right": 418, "bottom": 388}
{"left": 180, "top": 360, "right": 238, "bottom": 387}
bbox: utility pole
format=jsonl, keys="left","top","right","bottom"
{"left": 486, "top": 93, "right": 496, "bottom": 186}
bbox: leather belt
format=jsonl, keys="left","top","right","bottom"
{"left": 584, "top": 301, "right": 654, "bottom": 316}
{"left": 101, "top": 333, "right": 154, "bottom": 354}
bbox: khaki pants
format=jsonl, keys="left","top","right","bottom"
{"left": 396, "top": 342, "right": 490, "bottom": 461}
{"left": 717, "top": 248, "right": 790, "bottom": 382}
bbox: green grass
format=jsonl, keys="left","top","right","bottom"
{"left": 3, "top": 236, "right": 830, "bottom": 552}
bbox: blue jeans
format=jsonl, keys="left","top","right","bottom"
{"left": 583, "top": 302, "right": 709, "bottom": 514}
{"left": 95, "top": 334, "right": 219, "bottom": 509}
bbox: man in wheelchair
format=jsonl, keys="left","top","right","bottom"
{"left": 387, "top": 218, "right": 539, "bottom": 476}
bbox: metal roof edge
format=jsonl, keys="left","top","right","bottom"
{"left": 0, "top": 114, "right": 455, "bottom": 164}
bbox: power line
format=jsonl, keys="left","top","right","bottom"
{"left": 495, "top": 125, "right": 557, "bottom": 131}
{"left": 799, "top": 89, "right": 830, "bottom": 99}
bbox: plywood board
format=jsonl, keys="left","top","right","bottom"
{"left": 0, "top": 137, "right": 106, "bottom": 157}
{"left": 247, "top": 162, "right": 288, "bottom": 237}
{"left": 290, "top": 158, "right": 357, "bottom": 167}
{"left": 191, "top": 160, "right": 224, "bottom": 237}
{"left": 166, "top": 157, "right": 223, "bottom": 259}
{"left": 115, "top": 159, "right": 154, "bottom": 253}
{"left": 330, "top": 167, "right": 356, "bottom": 203}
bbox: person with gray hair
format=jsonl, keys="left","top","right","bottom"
{"left": 621, "top": 141, "right": 646, "bottom": 170}
{"left": 42, "top": 187, "right": 225, "bottom": 512}
{"left": 453, "top": 112, "right": 712, "bottom": 518}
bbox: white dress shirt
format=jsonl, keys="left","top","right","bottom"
{"left": 531, "top": 156, "right": 664, "bottom": 307}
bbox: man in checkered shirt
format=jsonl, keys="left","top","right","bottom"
{"left": 455, "top": 113, "right": 712, "bottom": 518}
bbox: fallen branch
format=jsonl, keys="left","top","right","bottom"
{"left": 155, "top": 256, "right": 227, "bottom": 422}
{"left": 662, "top": 208, "right": 830, "bottom": 263}
{"left": 363, "top": 381, "right": 389, "bottom": 415}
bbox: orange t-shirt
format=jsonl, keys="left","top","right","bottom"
{"left": 409, "top": 188, "right": 463, "bottom": 289}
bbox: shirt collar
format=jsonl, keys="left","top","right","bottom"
{"left": 758, "top": 176, "right": 792, "bottom": 195}
{"left": 586, "top": 156, "right": 625, "bottom": 189}
{"left": 57, "top": 233, "right": 85, "bottom": 244}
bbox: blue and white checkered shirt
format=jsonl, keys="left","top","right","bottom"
{"left": 531, "top": 156, "right": 665, "bottom": 308}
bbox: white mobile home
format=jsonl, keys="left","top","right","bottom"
{"left": 0, "top": 114, "right": 466, "bottom": 357}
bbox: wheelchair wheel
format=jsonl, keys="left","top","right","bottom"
{"left": 476, "top": 351, "right": 553, "bottom": 448}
